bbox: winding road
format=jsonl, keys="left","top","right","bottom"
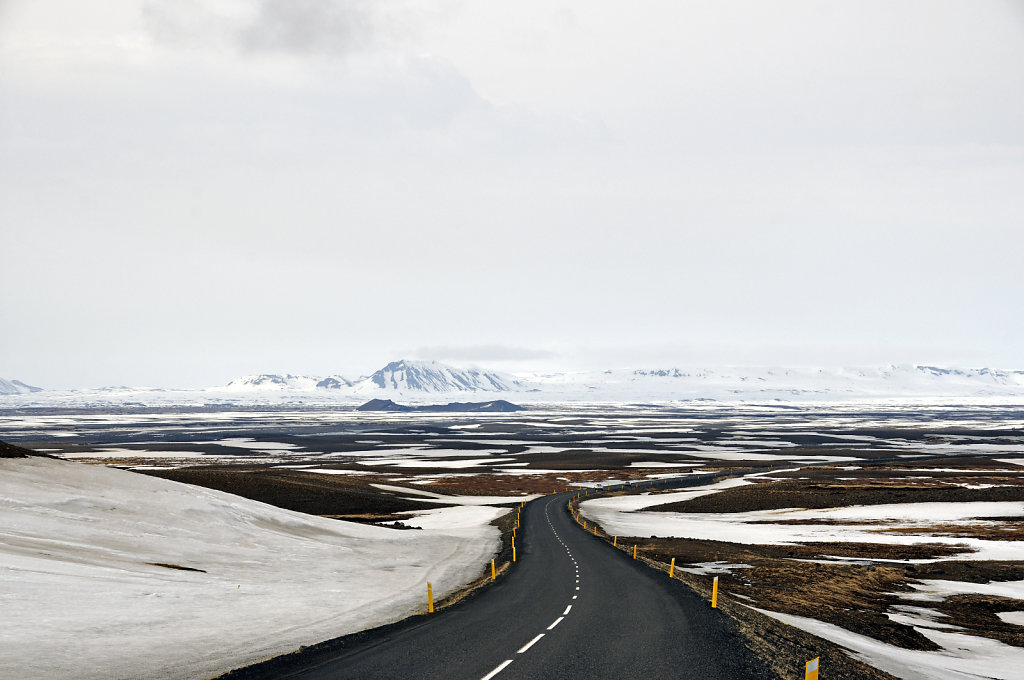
{"left": 273, "top": 491, "right": 771, "bottom": 679}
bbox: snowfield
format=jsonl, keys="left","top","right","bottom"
{"left": 579, "top": 476, "right": 1024, "bottom": 562}
{"left": 0, "top": 457, "right": 509, "bottom": 680}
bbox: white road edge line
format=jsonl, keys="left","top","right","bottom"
{"left": 547, "top": 616, "right": 565, "bottom": 630}
{"left": 562, "top": 605, "right": 572, "bottom": 615}
{"left": 517, "top": 634, "right": 545, "bottom": 654}
{"left": 481, "top": 660, "right": 513, "bottom": 680}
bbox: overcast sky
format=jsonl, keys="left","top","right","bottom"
{"left": 2, "top": 1, "right": 1023, "bottom": 388}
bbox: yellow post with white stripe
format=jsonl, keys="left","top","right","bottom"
{"left": 711, "top": 576, "right": 719, "bottom": 608}
{"left": 669, "top": 557, "right": 675, "bottom": 578}
{"left": 427, "top": 582, "right": 434, "bottom": 613}
{"left": 805, "top": 657, "right": 819, "bottom": 680}
{"left": 491, "top": 559, "right": 496, "bottom": 581}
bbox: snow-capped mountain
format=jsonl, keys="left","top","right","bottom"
{"left": 0, "top": 378, "right": 42, "bottom": 395}
{"left": 223, "top": 374, "right": 352, "bottom": 391}
{"left": 353, "top": 360, "right": 520, "bottom": 394}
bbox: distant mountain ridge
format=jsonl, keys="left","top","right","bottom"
{"left": 5, "top": 362, "right": 1024, "bottom": 405}
{"left": 204, "top": 363, "right": 1024, "bottom": 400}
{"left": 0, "top": 378, "right": 42, "bottom": 395}
{"left": 224, "top": 374, "right": 352, "bottom": 391}
{"left": 222, "top": 361, "right": 517, "bottom": 395}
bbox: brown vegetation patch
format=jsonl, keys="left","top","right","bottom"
{"left": 933, "top": 595, "right": 1024, "bottom": 647}
{"left": 651, "top": 475, "right": 1024, "bottom": 513}
{"left": 139, "top": 467, "right": 441, "bottom": 522}
{"left": 878, "top": 522, "right": 1024, "bottom": 541}
{"left": 0, "top": 440, "right": 47, "bottom": 458}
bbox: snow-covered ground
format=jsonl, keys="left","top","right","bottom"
{"left": 755, "top": 606, "right": 1024, "bottom": 680}
{"left": 0, "top": 457, "right": 512, "bottom": 680}
{"left": 579, "top": 475, "right": 1024, "bottom": 561}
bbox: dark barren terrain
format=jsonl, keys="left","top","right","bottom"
{"left": 2, "top": 402, "right": 1022, "bottom": 678}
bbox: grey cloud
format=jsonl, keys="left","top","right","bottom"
{"left": 239, "top": 0, "right": 374, "bottom": 56}
{"left": 414, "top": 345, "right": 559, "bottom": 363}
{"left": 143, "top": 0, "right": 376, "bottom": 56}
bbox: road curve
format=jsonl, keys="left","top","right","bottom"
{"left": 274, "top": 492, "right": 771, "bottom": 680}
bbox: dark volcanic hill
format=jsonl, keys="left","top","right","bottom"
{"left": 356, "top": 398, "right": 525, "bottom": 413}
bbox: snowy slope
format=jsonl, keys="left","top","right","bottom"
{"left": 353, "top": 359, "right": 521, "bottom": 394}
{"left": 0, "top": 377, "right": 42, "bottom": 394}
{"left": 0, "top": 457, "right": 507, "bottom": 680}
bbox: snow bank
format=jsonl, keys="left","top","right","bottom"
{"left": 0, "top": 457, "right": 506, "bottom": 680}
{"left": 753, "top": 607, "right": 1024, "bottom": 680}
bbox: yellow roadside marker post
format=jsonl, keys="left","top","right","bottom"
{"left": 491, "top": 559, "right": 496, "bottom": 581}
{"left": 583, "top": 521, "right": 587, "bottom": 530}
{"left": 633, "top": 545, "right": 637, "bottom": 559}
{"left": 669, "top": 558, "right": 675, "bottom": 578}
{"left": 613, "top": 536, "right": 617, "bottom": 547}
{"left": 512, "top": 537, "right": 516, "bottom": 562}
{"left": 427, "top": 583, "right": 434, "bottom": 613}
{"left": 712, "top": 576, "right": 719, "bottom": 608}
{"left": 805, "top": 657, "right": 819, "bottom": 680}
{"left": 593, "top": 526, "right": 597, "bottom": 536}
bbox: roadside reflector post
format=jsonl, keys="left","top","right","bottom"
{"left": 513, "top": 545, "right": 517, "bottom": 562}
{"left": 491, "top": 559, "right": 496, "bottom": 581}
{"left": 805, "top": 657, "right": 819, "bottom": 680}
{"left": 583, "top": 521, "right": 587, "bottom": 530}
{"left": 712, "top": 576, "right": 719, "bottom": 608}
{"left": 669, "top": 557, "right": 675, "bottom": 578}
{"left": 633, "top": 546, "right": 637, "bottom": 559}
{"left": 593, "top": 526, "right": 597, "bottom": 536}
{"left": 427, "top": 583, "right": 434, "bottom": 613}
{"left": 613, "top": 536, "right": 617, "bottom": 547}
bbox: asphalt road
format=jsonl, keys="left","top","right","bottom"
{"left": 275, "top": 490, "right": 772, "bottom": 680}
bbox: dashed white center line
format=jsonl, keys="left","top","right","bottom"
{"left": 517, "top": 633, "right": 545, "bottom": 654}
{"left": 481, "top": 659, "right": 513, "bottom": 680}
{"left": 562, "top": 605, "right": 572, "bottom": 615}
{"left": 573, "top": 595, "right": 578, "bottom": 599}
{"left": 547, "top": 616, "right": 565, "bottom": 630}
